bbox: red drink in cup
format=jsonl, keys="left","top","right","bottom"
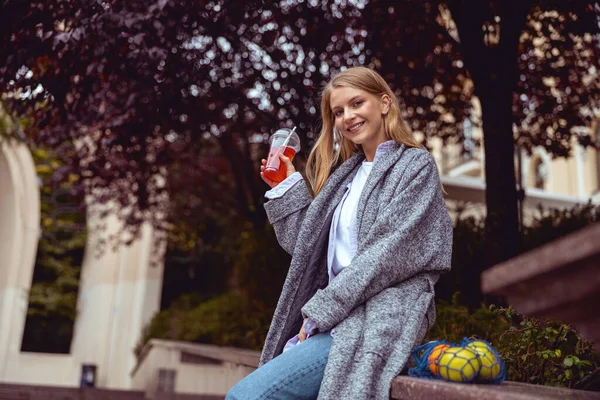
{"left": 264, "top": 128, "right": 301, "bottom": 184}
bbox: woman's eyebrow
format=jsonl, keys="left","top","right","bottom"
{"left": 332, "top": 95, "right": 362, "bottom": 111}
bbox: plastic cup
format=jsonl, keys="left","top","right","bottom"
{"left": 263, "top": 128, "right": 301, "bottom": 184}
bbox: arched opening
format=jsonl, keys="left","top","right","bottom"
{"left": 19, "top": 147, "right": 86, "bottom": 354}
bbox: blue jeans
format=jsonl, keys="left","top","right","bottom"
{"left": 226, "top": 332, "right": 333, "bottom": 400}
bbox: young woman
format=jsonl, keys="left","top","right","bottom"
{"left": 226, "top": 67, "right": 453, "bottom": 400}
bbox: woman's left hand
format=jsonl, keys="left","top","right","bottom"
{"left": 298, "top": 318, "right": 309, "bottom": 342}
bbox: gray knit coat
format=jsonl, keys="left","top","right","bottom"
{"left": 261, "top": 143, "right": 453, "bottom": 399}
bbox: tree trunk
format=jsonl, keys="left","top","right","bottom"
{"left": 479, "top": 85, "right": 520, "bottom": 269}
{"left": 448, "top": 0, "right": 532, "bottom": 309}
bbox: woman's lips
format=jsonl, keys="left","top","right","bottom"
{"left": 346, "top": 121, "right": 364, "bottom": 133}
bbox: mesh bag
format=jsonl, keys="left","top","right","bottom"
{"left": 408, "top": 340, "right": 452, "bottom": 379}
{"left": 409, "top": 337, "right": 506, "bottom": 384}
{"left": 459, "top": 338, "right": 507, "bottom": 384}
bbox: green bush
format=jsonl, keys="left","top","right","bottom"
{"left": 136, "top": 214, "right": 289, "bottom": 357}
{"left": 426, "top": 292, "right": 509, "bottom": 344}
{"left": 135, "top": 291, "right": 272, "bottom": 356}
{"left": 521, "top": 203, "right": 600, "bottom": 252}
{"left": 428, "top": 295, "right": 600, "bottom": 390}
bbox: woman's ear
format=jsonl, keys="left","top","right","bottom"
{"left": 381, "top": 95, "right": 391, "bottom": 115}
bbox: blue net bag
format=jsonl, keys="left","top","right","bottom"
{"left": 409, "top": 337, "right": 507, "bottom": 384}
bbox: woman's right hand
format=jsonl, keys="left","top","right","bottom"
{"left": 260, "top": 154, "right": 296, "bottom": 188}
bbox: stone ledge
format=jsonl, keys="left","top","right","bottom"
{"left": 391, "top": 376, "right": 600, "bottom": 399}
{"left": 481, "top": 222, "right": 600, "bottom": 344}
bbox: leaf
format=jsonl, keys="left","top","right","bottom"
{"left": 565, "top": 369, "right": 573, "bottom": 380}
{"left": 564, "top": 356, "right": 574, "bottom": 367}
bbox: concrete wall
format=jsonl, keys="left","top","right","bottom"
{"left": 175, "top": 362, "right": 254, "bottom": 396}
{"left": 131, "top": 341, "right": 259, "bottom": 397}
{"left": 130, "top": 344, "right": 174, "bottom": 393}
{"left": 0, "top": 353, "right": 77, "bottom": 386}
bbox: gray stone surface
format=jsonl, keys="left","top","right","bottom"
{"left": 481, "top": 222, "right": 600, "bottom": 344}
{"left": 391, "top": 376, "right": 600, "bottom": 400}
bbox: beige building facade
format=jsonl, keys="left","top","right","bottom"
{"left": 429, "top": 117, "right": 600, "bottom": 221}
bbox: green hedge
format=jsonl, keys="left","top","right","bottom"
{"left": 428, "top": 294, "right": 600, "bottom": 390}
{"left": 135, "top": 291, "right": 272, "bottom": 356}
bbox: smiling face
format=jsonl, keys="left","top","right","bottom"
{"left": 329, "top": 86, "right": 390, "bottom": 160}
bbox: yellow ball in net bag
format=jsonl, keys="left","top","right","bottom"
{"left": 438, "top": 346, "right": 481, "bottom": 383}
{"left": 466, "top": 341, "right": 502, "bottom": 381}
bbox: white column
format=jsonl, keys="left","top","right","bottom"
{"left": 0, "top": 141, "right": 40, "bottom": 382}
{"left": 69, "top": 202, "right": 166, "bottom": 389}
{"left": 575, "top": 142, "right": 586, "bottom": 197}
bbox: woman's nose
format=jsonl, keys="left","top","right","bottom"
{"left": 344, "top": 109, "right": 356, "bottom": 121}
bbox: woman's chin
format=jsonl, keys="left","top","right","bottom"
{"left": 344, "top": 132, "right": 367, "bottom": 146}
{"left": 344, "top": 137, "right": 362, "bottom": 146}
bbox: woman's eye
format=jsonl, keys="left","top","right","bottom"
{"left": 334, "top": 110, "right": 343, "bottom": 117}
{"left": 353, "top": 100, "right": 363, "bottom": 107}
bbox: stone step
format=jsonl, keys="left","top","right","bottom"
{"left": 391, "top": 376, "right": 600, "bottom": 400}
{"left": 0, "top": 384, "right": 224, "bottom": 400}
{"left": 481, "top": 222, "right": 600, "bottom": 345}
{"left": 0, "top": 384, "right": 145, "bottom": 400}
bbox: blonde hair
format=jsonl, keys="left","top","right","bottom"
{"left": 306, "top": 67, "right": 422, "bottom": 195}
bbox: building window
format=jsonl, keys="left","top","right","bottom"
{"left": 530, "top": 156, "right": 549, "bottom": 190}
{"left": 157, "top": 369, "right": 176, "bottom": 393}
